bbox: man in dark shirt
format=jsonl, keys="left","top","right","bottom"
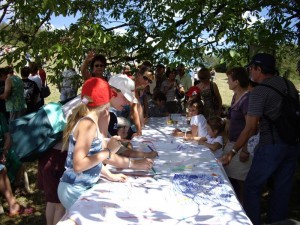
{"left": 21, "top": 67, "right": 40, "bottom": 114}
{"left": 221, "top": 53, "right": 299, "bottom": 225}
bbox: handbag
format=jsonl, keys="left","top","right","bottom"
{"left": 41, "top": 80, "right": 51, "bottom": 98}
{"left": 210, "top": 81, "right": 219, "bottom": 110}
{"left": 10, "top": 102, "right": 66, "bottom": 162}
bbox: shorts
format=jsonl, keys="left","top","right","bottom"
{"left": 37, "top": 148, "right": 67, "bottom": 203}
{"left": 223, "top": 141, "right": 253, "bottom": 181}
{"left": 57, "top": 182, "right": 88, "bottom": 210}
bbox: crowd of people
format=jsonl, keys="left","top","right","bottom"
{"left": 0, "top": 52, "right": 299, "bottom": 225}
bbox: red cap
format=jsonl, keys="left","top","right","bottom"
{"left": 81, "top": 77, "right": 111, "bottom": 107}
{"left": 186, "top": 86, "right": 201, "bottom": 97}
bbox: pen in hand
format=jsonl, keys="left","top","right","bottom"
{"left": 147, "top": 145, "right": 159, "bottom": 158}
{"left": 147, "top": 145, "right": 157, "bottom": 173}
{"left": 151, "top": 167, "right": 157, "bottom": 174}
{"left": 147, "top": 145, "right": 155, "bottom": 152}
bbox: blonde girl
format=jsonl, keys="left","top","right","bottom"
{"left": 58, "top": 77, "right": 127, "bottom": 210}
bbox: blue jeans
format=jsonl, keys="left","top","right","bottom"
{"left": 244, "top": 142, "right": 299, "bottom": 225}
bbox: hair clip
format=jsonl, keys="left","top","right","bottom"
{"left": 81, "top": 97, "right": 90, "bottom": 105}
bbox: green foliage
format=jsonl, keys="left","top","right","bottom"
{"left": 0, "top": 0, "right": 299, "bottom": 87}
{"left": 276, "top": 44, "right": 299, "bottom": 80}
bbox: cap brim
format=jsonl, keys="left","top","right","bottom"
{"left": 124, "top": 92, "right": 138, "bottom": 103}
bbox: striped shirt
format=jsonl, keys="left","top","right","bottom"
{"left": 248, "top": 75, "right": 298, "bottom": 145}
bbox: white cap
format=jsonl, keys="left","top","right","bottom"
{"left": 117, "top": 117, "right": 130, "bottom": 127}
{"left": 109, "top": 74, "right": 138, "bottom": 103}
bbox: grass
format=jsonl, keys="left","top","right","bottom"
{"left": 0, "top": 72, "right": 299, "bottom": 224}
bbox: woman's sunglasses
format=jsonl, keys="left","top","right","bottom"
{"left": 143, "top": 76, "right": 152, "bottom": 83}
{"left": 94, "top": 64, "right": 105, "bottom": 68}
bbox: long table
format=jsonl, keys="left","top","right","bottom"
{"left": 58, "top": 116, "right": 252, "bottom": 225}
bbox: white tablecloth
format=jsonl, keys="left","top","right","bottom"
{"left": 58, "top": 116, "right": 252, "bottom": 225}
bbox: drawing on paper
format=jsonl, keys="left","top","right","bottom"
{"left": 172, "top": 174, "right": 234, "bottom": 206}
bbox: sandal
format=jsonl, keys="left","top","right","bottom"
{"left": 8, "top": 205, "right": 35, "bottom": 217}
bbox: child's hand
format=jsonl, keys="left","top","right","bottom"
{"left": 145, "top": 151, "right": 159, "bottom": 158}
{"left": 183, "top": 136, "right": 190, "bottom": 141}
{"left": 172, "top": 128, "right": 182, "bottom": 136}
{"left": 131, "top": 158, "right": 154, "bottom": 170}
{"left": 132, "top": 130, "right": 142, "bottom": 137}
{"left": 198, "top": 137, "right": 207, "bottom": 145}
{"left": 110, "top": 173, "right": 128, "bottom": 182}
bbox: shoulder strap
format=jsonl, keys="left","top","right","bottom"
{"left": 259, "top": 84, "right": 284, "bottom": 97}
{"left": 259, "top": 77, "right": 292, "bottom": 144}
{"left": 259, "top": 77, "right": 289, "bottom": 97}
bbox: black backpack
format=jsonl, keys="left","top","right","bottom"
{"left": 260, "top": 78, "right": 300, "bottom": 145}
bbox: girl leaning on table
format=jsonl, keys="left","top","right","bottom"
{"left": 172, "top": 98, "right": 208, "bottom": 140}
{"left": 198, "top": 116, "right": 225, "bottom": 160}
{"left": 57, "top": 77, "right": 127, "bottom": 210}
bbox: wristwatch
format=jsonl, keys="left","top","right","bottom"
{"left": 106, "top": 148, "right": 111, "bottom": 160}
{"left": 231, "top": 149, "right": 237, "bottom": 155}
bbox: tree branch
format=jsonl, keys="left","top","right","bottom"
{"left": 104, "top": 23, "right": 129, "bottom": 32}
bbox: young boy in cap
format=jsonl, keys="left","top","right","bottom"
{"left": 108, "top": 74, "right": 158, "bottom": 159}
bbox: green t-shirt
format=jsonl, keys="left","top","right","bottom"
{"left": 5, "top": 75, "right": 26, "bottom": 112}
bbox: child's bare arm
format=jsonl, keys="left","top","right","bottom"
{"left": 199, "top": 140, "right": 222, "bottom": 152}
{"left": 101, "top": 165, "right": 127, "bottom": 182}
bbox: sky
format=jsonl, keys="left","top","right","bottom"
{"left": 49, "top": 9, "right": 261, "bottom": 31}
{"left": 50, "top": 14, "right": 80, "bottom": 29}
